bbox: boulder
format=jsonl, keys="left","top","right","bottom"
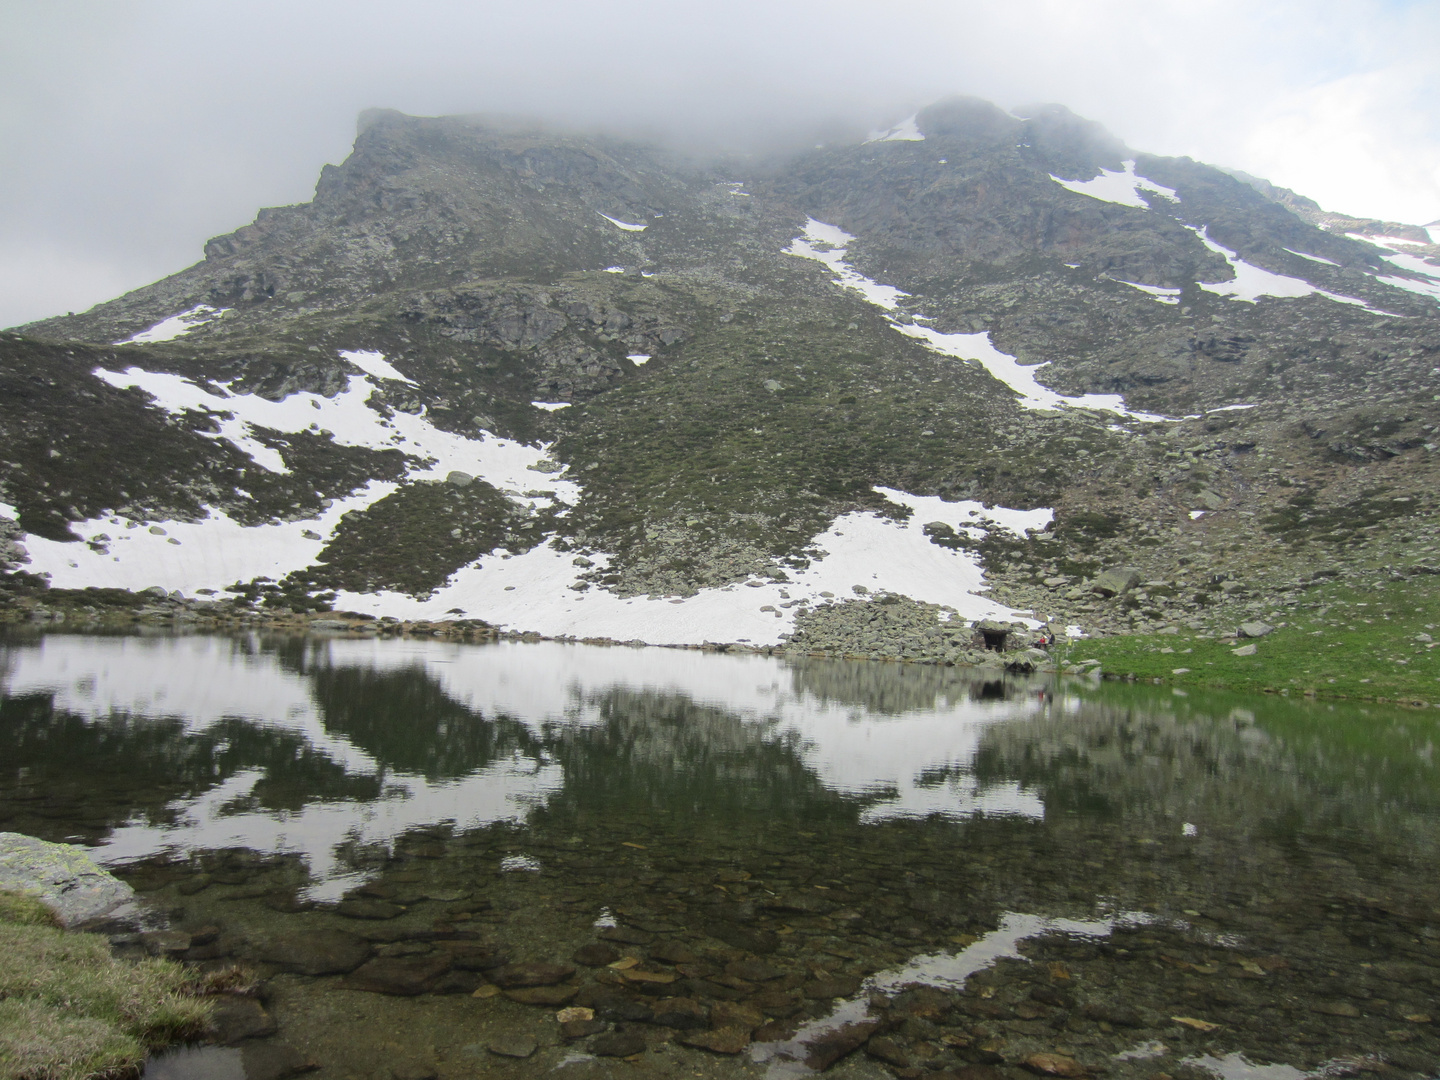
{"left": 1091, "top": 567, "right": 1142, "bottom": 597}
{"left": 1237, "top": 621, "right": 1274, "bottom": 638}
{"left": 0, "top": 832, "right": 136, "bottom": 926}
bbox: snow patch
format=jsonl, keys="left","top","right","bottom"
{"left": 18, "top": 365, "right": 578, "bottom": 595}
{"left": 115, "top": 305, "right": 228, "bottom": 345}
{"left": 328, "top": 485, "right": 1049, "bottom": 642}
{"left": 786, "top": 218, "right": 1167, "bottom": 421}
{"left": 1190, "top": 227, "right": 1398, "bottom": 313}
{"left": 1206, "top": 403, "right": 1257, "bottom": 413}
{"left": 1367, "top": 246, "right": 1440, "bottom": 305}
{"left": 1189, "top": 510, "right": 1206, "bottom": 520}
{"left": 531, "top": 401, "right": 570, "bottom": 411}
{"left": 0, "top": 501, "right": 16, "bottom": 521}
{"left": 90, "top": 367, "right": 577, "bottom": 498}
{"left": 19, "top": 486, "right": 396, "bottom": 595}
{"left": 339, "top": 349, "right": 414, "bottom": 384}
{"left": 866, "top": 115, "right": 924, "bottom": 143}
{"left": 1348, "top": 232, "right": 1427, "bottom": 248}
{"left": 627, "top": 353, "right": 651, "bottom": 365}
{"left": 1282, "top": 248, "right": 1339, "bottom": 266}
{"left": 721, "top": 182, "right": 751, "bottom": 197}
{"left": 602, "top": 266, "right": 625, "bottom": 273}
{"left": 1117, "top": 280, "right": 1181, "bottom": 304}
{"left": 598, "top": 212, "right": 647, "bottom": 232}
{"left": 1050, "top": 160, "right": 1177, "bottom": 209}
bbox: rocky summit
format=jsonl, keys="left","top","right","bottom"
{"left": 3, "top": 98, "right": 1439, "bottom": 656}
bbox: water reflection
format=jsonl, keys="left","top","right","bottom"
{"left": 0, "top": 634, "right": 1049, "bottom": 897}
{"left": 4, "top": 632, "right": 1440, "bottom": 1080}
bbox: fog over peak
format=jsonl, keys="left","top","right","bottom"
{"left": 2, "top": 0, "right": 1437, "bottom": 328}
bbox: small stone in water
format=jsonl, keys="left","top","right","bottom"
{"left": 488, "top": 961, "right": 576, "bottom": 987}
{"left": 471, "top": 985, "right": 501, "bottom": 998}
{"left": 573, "top": 942, "right": 620, "bottom": 966}
{"left": 1022, "top": 1053, "right": 1087, "bottom": 1077}
{"left": 562, "top": 1018, "right": 607, "bottom": 1040}
{"left": 591, "top": 1031, "right": 647, "bottom": 1057}
{"left": 486, "top": 1035, "right": 537, "bottom": 1059}
{"left": 557, "top": 1007, "right": 594, "bottom": 1023}
{"left": 505, "top": 985, "right": 579, "bottom": 1006}
{"left": 1311, "top": 1000, "right": 1362, "bottom": 1017}
{"left": 1171, "top": 1016, "right": 1221, "bottom": 1032}
{"left": 680, "top": 1027, "right": 751, "bottom": 1055}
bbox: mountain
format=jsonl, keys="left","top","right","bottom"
{"left": 3, "top": 97, "right": 1439, "bottom": 656}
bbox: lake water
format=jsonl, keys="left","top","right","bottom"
{"left": 2, "top": 630, "right": 1438, "bottom": 1080}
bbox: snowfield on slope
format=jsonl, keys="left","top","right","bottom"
{"left": 786, "top": 218, "right": 1167, "bottom": 420}
{"left": 1189, "top": 227, "right": 1399, "bottom": 314}
{"left": 114, "top": 304, "right": 230, "bottom": 344}
{"left": 326, "top": 487, "right": 1051, "bottom": 642}
{"left": 18, "top": 353, "right": 579, "bottom": 595}
{"left": 1049, "top": 160, "right": 1177, "bottom": 208}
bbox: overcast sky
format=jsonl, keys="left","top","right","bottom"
{"left": 2, "top": 0, "right": 1438, "bottom": 329}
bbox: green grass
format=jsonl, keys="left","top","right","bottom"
{"left": 1063, "top": 575, "right": 1440, "bottom": 705}
{"left": 0, "top": 890, "right": 210, "bottom": 1080}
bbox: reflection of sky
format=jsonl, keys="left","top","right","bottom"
{"left": 1, "top": 635, "right": 1046, "bottom": 894}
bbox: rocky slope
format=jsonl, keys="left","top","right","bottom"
{"left": 3, "top": 98, "right": 1438, "bottom": 651}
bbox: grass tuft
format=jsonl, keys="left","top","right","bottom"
{"left": 0, "top": 890, "right": 211, "bottom": 1080}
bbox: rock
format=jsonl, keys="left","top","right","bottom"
{"left": 209, "top": 997, "right": 278, "bottom": 1044}
{"left": 342, "top": 955, "right": 452, "bottom": 995}
{"left": 710, "top": 1001, "right": 765, "bottom": 1031}
{"left": 598, "top": 925, "right": 653, "bottom": 945}
{"left": 431, "top": 970, "right": 486, "bottom": 995}
{"left": 680, "top": 1028, "right": 751, "bottom": 1055}
{"left": 800, "top": 1019, "right": 882, "bottom": 1070}
{"left": 485, "top": 1035, "right": 537, "bottom": 1059}
{"left": 866, "top": 1036, "right": 910, "bottom": 1067}
{"left": 1022, "top": 1053, "right": 1087, "bottom": 1077}
{"left": 438, "top": 941, "right": 509, "bottom": 971}
{"left": 0, "top": 832, "right": 137, "bottom": 926}
{"left": 591, "top": 1030, "right": 647, "bottom": 1056}
{"left": 251, "top": 929, "right": 372, "bottom": 975}
{"left": 562, "top": 1018, "right": 608, "bottom": 1040}
{"left": 648, "top": 940, "right": 697, "bottom": 965}
{"left": 1231, "top": 643, "right": 1258, "bottom": 657}
{"left": 1311, "top": 1000, "right": 1362, "bottom": 1017}
{"left": 446, "top": 471, "right": 474, "bottom": 487}
{"left": 1237, "top": 621, "right": 1274, "bottom": 638}
{"left": 651, "top": 997, "right": 709, "bottom": 1029}
{"left": 557, "top": 1007, "right": 594, "bottom": 1024}
{"left": 573, "top": 942, "right": 621, "bottom": 966}
{"left": 504, "top": 985, "right": 579, "bottom": 1006}
{"left": 802, "top": 975, "right": 861, "bottom": 999}
{"left": 239, "top": 1043, "right": 319, "bottom": 1080}
{"left": 335, "top": 899, "right": 406, "bottom": 920}
{"left": 488, "top": 961, "right": 576, "bottom": 987}
{"left": 724, "top": 958, "right": 781, "bottom": 982}
{"left": 141, "top": 930, "right": 193, "bottom": 957}
{"left": 1091, "top": 568, "right": 1141, "bottom": 597}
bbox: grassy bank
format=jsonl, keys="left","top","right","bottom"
{"left": 0, "top": 890, "right": 210, "bottom": 1080}
{"left": 1065, "top": 574, "right": 1440, "bottom": 705}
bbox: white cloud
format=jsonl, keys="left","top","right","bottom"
{"left": 2, "top": 0, "right": 1437, "bottom": 328}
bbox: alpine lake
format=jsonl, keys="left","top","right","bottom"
{"left": 2, "top": 630, "right": 1438, "bottom": 1080}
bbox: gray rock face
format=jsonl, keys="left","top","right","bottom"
{"left": 0, "top": 832, "right": 136, "bottom": 926}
